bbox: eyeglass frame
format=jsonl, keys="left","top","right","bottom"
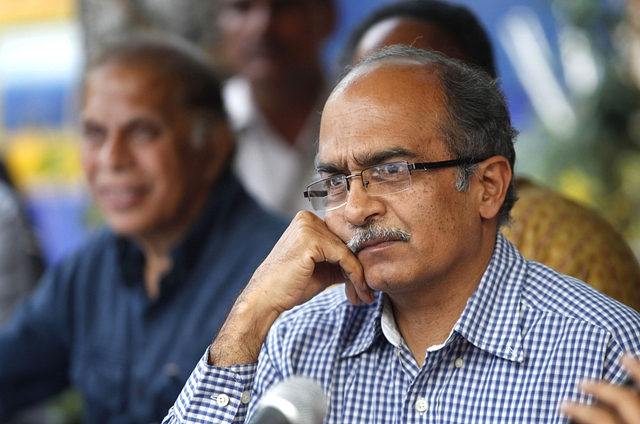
{"left": 303, "top": 157, "right": 486, "bottom": 212}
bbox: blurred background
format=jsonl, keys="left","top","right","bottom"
{"left": 1, "top": 0, "right": 639, "bottom": 269}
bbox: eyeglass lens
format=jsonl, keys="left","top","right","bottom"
{"left": 307, "top": 161, "right": 413, "bottom": 212}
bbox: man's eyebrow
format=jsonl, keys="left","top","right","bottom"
{"left": 315, "top": 147, "right": 418, "bottom": 174}
{"left": 355, "top": 147, "right": 418, "bottom": 166}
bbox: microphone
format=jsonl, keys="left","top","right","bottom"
{"left": 247, "top": 376, "right": 327, "bottom": 424}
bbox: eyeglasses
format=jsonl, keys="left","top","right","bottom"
{"left": 303, "top": 158, "right": 483, "bottom": 212}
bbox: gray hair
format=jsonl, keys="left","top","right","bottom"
{"left": 342, "top": 45, "right": 518, "bottom": 227}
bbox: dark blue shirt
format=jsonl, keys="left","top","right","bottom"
{"left": 0, "top": 171, "right": 288, "bottom": 423}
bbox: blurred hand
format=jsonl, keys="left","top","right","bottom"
{"left": 561, "top": 355, "right": 640, "bottom": 424}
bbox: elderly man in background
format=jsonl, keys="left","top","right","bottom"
{"left": 0, "top": 36, "right": 287, "bottom": 423}
{"left": 163, "top": 46, "right": 640, "bottom": 423}
{"left": 217, "top": 0, "right": 337, "bottom": 216}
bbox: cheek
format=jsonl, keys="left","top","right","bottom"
{"left": 81, "top": 149, "right": 98, "bottom": 183}
{"left": 401, "top": 184, "right": 459, "bottom": 239}
{"left": 324, "top": 213, "right": 350, "bottom": 243}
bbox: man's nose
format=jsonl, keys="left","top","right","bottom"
{"left": 98, "top": 135, "right": 134, "bottom": 170}
{"left": 342, "top": 177, "right": 386, "bottom": 226}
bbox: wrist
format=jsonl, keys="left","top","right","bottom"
{"left": 207, "top": 291, "right": 282, "bottom": 367}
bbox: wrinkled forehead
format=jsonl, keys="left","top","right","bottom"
{"left": 318, "top": 60, "right": 449, "bottom": 169}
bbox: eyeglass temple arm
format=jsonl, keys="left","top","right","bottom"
{"left": 303, "top": 190, "right": 327, "bottom": 199}
{"left": 411, "top": 158, "right": 484, "bottom": 170}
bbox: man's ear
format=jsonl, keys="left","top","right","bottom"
{"left": 475, "top": 156, "right": 512, "bottom": 220}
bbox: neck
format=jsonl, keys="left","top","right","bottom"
{"left": 134, "top": 189, "right": 210, "bottom": 299}
{"left": 388, "top": 276, "right": 479, "bottom": 367}
{"left": 389, "top": 230, "right": 497, "bottom": 367}
{"left": 143, "top": 246, "right": 173, "bottom": 300}
{"left": 249, "top": 69, "right": 325, "bottom": 146}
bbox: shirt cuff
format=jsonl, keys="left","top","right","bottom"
{"left": 166, "top": 347, "right": 258, "bottom": 423}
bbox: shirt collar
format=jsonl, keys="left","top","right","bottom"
{"left": 339, "top": 233, "right": 526, "bottom": 363}
{"left": 223, "top": 76, "right": 329, "bottom": 153}
{"left": 340, "top": 292, "right": 384, "bottom": 359}
{"left": 453, "top": 232, "right": 526, "bottom": 363}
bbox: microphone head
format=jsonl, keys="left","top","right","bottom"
{"left": 256, "top": 376, "right": 327, "bottom": 424}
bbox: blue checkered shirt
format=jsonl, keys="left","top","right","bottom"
{"left": 163, "top": 233, "right": 640, "bottom": 423}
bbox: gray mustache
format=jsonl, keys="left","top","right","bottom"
{"left": 346, "top": 224, "right": 411, "bottom": 253}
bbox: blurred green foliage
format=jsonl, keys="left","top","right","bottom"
{"left": 530, "top": 0, "right": 640, "bottom": 255}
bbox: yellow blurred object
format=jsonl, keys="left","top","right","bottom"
{"left": 3, "top": 129, "right": 83, "bottom": 191}
{"left": 504, "top": 178, "right": 640, "bottom": 312}
{"left": 556, "top": 167, "right": 601, "bottom": 207}
{"left": 0, "top": 0, "right": 75, "bottom": 25}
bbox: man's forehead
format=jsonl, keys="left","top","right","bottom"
{"left": 327, "top": 60, "right": 445, "bottom": 128}
{"left": 318, "top": 62, "right": 446, "bottom": 167}
{"left": 85, "top": 61, "right": 184, "bottom": 104}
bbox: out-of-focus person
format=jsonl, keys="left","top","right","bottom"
{"left": 217, "top": 0, "right": 337, "bottom": 216}
{"left": 0, "top": 35, "right": 287, "bottom": 423}
{"left": 0, "top": 178, "right": 48, "bottom": 424}
{"left": 0, "top": 180, "right": 44, "bottom": 326}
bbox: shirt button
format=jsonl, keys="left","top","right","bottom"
{"left": 216, "top": 394, "right": 230, "bottom": 407}
{"left": 455, "top": 358, "right": 464, "bottom": 368}
{"left": 241, "top": 391, "right": 251, "bottom": 404}
{"left": 415, "top": 398, "right": 428, "bottom": 412}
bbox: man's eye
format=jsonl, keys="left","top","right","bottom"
{"left": 382, "top": 163, "right": 402, "bottom": 175}
{"left": 82, "top": 124, "right": 106, "bottom": 146}
{"left": 328, "top": 176, "right": 345, "bottom": 188}
{"left": 367, "top": 162, "right": 407, "bottom": 183}
{"left": 322, "top": 176, "right": 345, "bottom": 196}
{"left": 129, "top": 124, "right": 160, "bottom": 144}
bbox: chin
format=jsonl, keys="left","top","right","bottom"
{"left": 362, "top": 266, "right": 403, "bottom": 291}
{"left": 105, "top": 216, "right": 149, "bottom": 239}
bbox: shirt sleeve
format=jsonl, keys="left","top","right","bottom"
{"left": 162, "top": 348, "right": 258, "bottom": 424}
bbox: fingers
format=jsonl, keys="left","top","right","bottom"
{"left": 577, "top": 381, "right": 640, "bottom": 424}
{"left": 561, "top": 355, "right": 640, "bottom": 424}
{"left": 253, "top": 211, "right": 373, "bottom": 311}
{"left": 622, "top": 355, "right": 640, "bottom": 387}
{"left": 560, "top": 400, "right": 622, "bottom": 424}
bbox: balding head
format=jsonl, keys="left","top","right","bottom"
{"left": 330, "top": 46, "right": 517, "bottom": 227}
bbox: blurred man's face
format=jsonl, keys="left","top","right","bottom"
{"left": 218, "top": 0, "right": 335, "bottom": 84}
{"left": 81, "top": 61, "right": 219, "bottom": 245}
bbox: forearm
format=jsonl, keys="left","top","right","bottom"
{"left": 208, "top": 212, "right": 370, "bottom": 367}
{"left": 208, "top": 283, "right": 282, "bottom": 366}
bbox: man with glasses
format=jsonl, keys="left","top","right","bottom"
{"left": 163, "top": 46, "right": 640, "bottom": 423}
